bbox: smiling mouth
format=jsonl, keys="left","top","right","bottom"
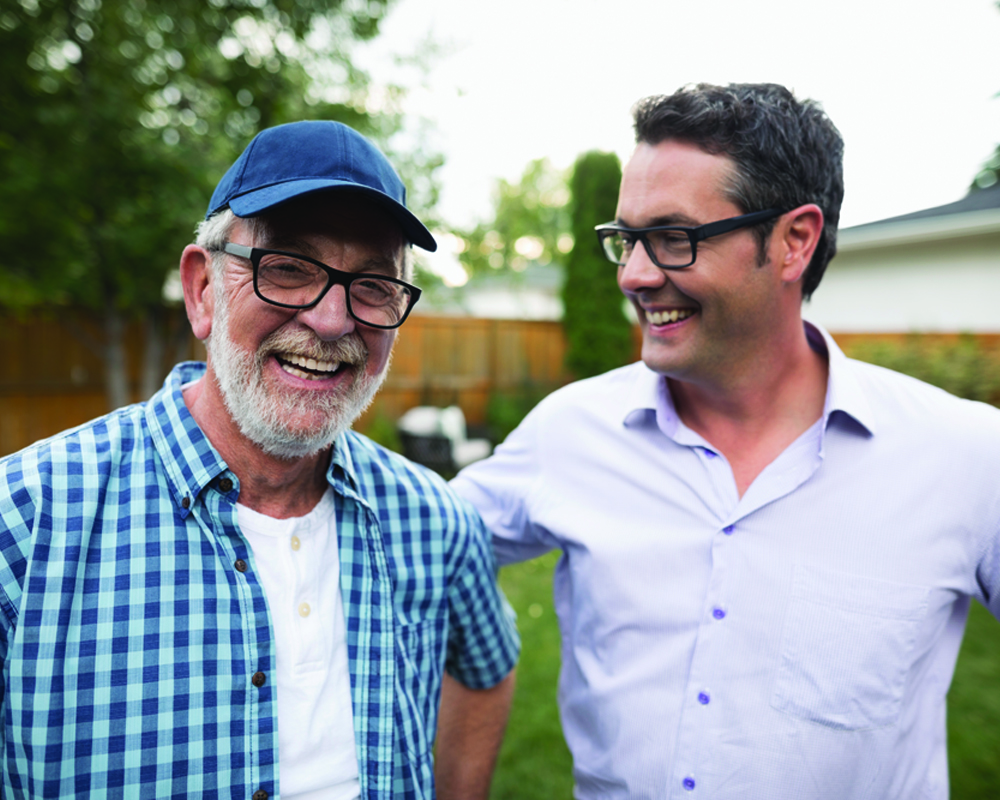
{"left": 645, "top": 309, "right": 696, "bottom": 325}
{"left": 275, "top": 352, "right": 344, "bottom": 381}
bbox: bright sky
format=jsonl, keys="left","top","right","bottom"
{"left": 357, "top": 0, "right": 999, "bottom": 258}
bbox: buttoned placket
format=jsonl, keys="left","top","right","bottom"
{"left": 185, "top": 471, "right": 278, "bottom": 800}
{"left": 667, "top": 423, "right": 827, "bottom": 797}
{"left": 329, "top": 466, "right": 397, "bottom": 800}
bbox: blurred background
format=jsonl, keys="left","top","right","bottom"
{"left": 2, "top": 0, "right": 999, "bottom": 796}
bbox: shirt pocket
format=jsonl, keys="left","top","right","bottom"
{"left": 770, "top": 565, "right": 929, "bottom": 731}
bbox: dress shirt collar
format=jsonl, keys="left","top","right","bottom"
{"left": 146, "top": 361, "right": 230, "bottom": 519}
{"left": 622, "top": 321, "right": 877, "bottom": 441}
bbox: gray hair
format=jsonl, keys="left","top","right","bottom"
{"left": 632, "top": 83, "right": 844, "bottom": 299}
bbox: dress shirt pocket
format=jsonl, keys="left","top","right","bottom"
{"left": 771, "top": 565, "right": 929, "bottom": 731}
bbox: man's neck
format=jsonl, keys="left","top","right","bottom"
{"left": 183, "top": 376, "right": 331, "bottom": 519}
{"left": 668, "top": 324, "right": 829, "bottom": 498}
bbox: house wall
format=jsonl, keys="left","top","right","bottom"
{"left": 804, "top": 229, "right": 1000, "bottom": 332}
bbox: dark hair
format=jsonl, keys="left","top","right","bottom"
{"left": 632, "top": 83, "right": 844, "bottom": 298}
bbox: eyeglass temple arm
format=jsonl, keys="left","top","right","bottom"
{"left": 695, "top": 209, "right": 784, "bottom": 241}
{"left": 223, "top": 242, "right": 254, "bottom": 259}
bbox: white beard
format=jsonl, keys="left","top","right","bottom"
{"left": 206, "top": 286, "right": 388, "bottom": 460}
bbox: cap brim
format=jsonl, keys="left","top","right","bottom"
{"left": 226, "top": 179, "right": 437, "bottom": 252}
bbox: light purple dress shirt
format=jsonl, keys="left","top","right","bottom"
{"left": 451, "top": 323, "right": 1000, "bottom": 800}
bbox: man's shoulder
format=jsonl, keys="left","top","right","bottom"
{"left": 340, "top": 430, "right": 480, "bottom": 522}
{"left": 530, "top": 361, "right": 651, "bottom": 418}
{"left": 1, "top": 401, "right": 151, "bottom": 490}
{"left": 845, "top": 355, "right": 1000, "bottom": 437}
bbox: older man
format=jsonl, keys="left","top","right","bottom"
{"left": 0, "top": 121, "right": 518, "bottom": 800}
{"left": 453, "top": 83, "right": 1000, "bottom": 799}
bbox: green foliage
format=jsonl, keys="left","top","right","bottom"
{"left": 562, "top": 151, "right": 632, "bottom": 379}
{"left": 0, "top": 0, "right": 403, "bottom": 316}
{"left": 456, "top": 158, "right": 571, "bottom": 276}
{"left": 485, "top": 384, "right": 556, "bottom": 444}
{"left": 842, "top": 334, "right": 1000, "bottom": 405}
{"left": 492, "top": 552, "right": 574, "bottom": 799}
{"left": 361, "top": 412, "right": 402, "bottom": 453}
{"left": 971, "top": 146, "right": 1000, "bottom": 191}
{"left": 0, "top": 0, "right": 441, "bottom": 407}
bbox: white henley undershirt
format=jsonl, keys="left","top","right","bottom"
{"left": 237, "top": 488, "right": 360, "bottom": 800}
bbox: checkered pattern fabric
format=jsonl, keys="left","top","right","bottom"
{"left": 0, "top": 363, "right": 519, "bottom": 799}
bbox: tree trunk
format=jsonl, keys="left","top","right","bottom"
{"left": 103, "top": 303, "right": 130, "bottom": 411}
{"left": 140, "top": 307, "right": 167, "bottom": 400}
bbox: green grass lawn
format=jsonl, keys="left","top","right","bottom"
{"left": 491, "top": 556, "right": 1000, "bottom": 799}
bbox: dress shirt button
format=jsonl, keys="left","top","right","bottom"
{"left": 181, "top": 496, "right": 190, "bottom": 509}
{"left": 252, "top": 791, "right": 269, "bottom": 800}
{"left": 723, "top": 525, "right": 734, "bottom": 535}
{"left": 235, "top": 559, "right": 248, "bottom": 573}
{"left": 712, "top": 607, "right": 726, "bottom": 620}
{"left": 683, "top": 776, "right": 696, "bottom": 791}
{"left": 703, "top": 448, "right": 717, "bottom": 459}
{"left": 298, "top": 602, "right": 311, "bottom": 618}
{"left": 698, "top": 691, "right": 710, "bottom": 705}
{"left": 251, "top": 671, "right": 266, "bottom": 687}
{"left": 219, "top": 477, "right": 233, "bottom": 493}
{"left": 290, "top": 535, "right": 301, "bottom": 551}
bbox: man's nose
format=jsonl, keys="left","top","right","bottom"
{"left": 617, "top": 241, "right": 668, "bottom": 295}
{"left": 294, "top": 283, "right": 357, "bottom": 340}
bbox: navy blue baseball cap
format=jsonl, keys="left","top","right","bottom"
{"left": 206, "top": 120, "right": 437, "bottom": 252}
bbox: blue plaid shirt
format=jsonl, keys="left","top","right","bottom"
{"left": 0, "top": 362, "right": 519, "bottom": 800}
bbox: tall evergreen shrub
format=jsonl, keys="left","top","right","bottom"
{"left": 562, "top": 151, "right": 633, "bottom": 379}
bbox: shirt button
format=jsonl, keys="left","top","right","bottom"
{"left": 723, "top": 525, "right": 735, "bottom": 535}
{"left": 298, "top": 602, "right": 311, "bottom": 618}
{"left": 235, "top": 559, "right": 248, "bottom": 573}
{"left": 251, "top": 671, "right": 266, "bottom": 687}
{"left": 712, "top": 607, "right": 726, "bottom": 620}
{"left": 698, "top": 691, "right": 711, "bottom": 705}
{"left": 291, "top": 536, "right": 301, "bottom": 551}
{"left": 219, "top": 477, "right": 233, "bottom": 493}
{"left": 703, "top": 448, "right": 717, "bottom": 459}
{"left": 683, "top": 776, "right": 696, "bottom": 791}
{"left": 252, "top": 791, "right": 269, "bottom": 800}
{"left": 181, "top": 496, "right": 190, "bottom": 509}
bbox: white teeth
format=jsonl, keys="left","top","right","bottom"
{"left": 645, "top": 309, "right": 695, "bottom": 325}
{"left": 278, "top": 353, "right": 341, "bottom": 379}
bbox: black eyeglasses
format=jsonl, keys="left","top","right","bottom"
{"left": 595, "top": 209, "right": 785, "bottom": 269}
{"left": 222, "top": 242, "right": 421, "bottom": 330}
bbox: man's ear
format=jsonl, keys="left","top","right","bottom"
{"left": 775, "top": 204, "right": 824, "bottom": 285}
{"left": 180, "top": 245, "right": 215, "bottom": 341}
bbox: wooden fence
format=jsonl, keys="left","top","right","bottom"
{"left": 0, "top": 312, "right": 581, "bottom": 457}
{"left": 5, "top": 308, "right": 998, "bottom": 458}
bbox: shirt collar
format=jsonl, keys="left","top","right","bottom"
{"left": 621, "top": 321, "right": 877, "bottom": 441}
{"left": 145, "top": 362, "right": 230, "bottom": 518}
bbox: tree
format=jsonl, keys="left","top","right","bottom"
{"left": 456, "top": 158, "right": 571, "bottom": 276}
{"left": 972, "top": 146, "right": 1000, "bottom": 191}
{"left": 0, "top": 0, "right": 428, "bottom": 409}
{"left": 561, "top": 151, "right": 633, "bottom": 379}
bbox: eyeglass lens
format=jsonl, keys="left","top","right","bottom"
{"left": 602, "top": 229, "right": 694, "bottom": 268}
{"left": 255, "top": 253, "right": 413, "bottom": 327}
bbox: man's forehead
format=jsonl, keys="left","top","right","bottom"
{"left": 618, "top": 139, "right": 739, "bottom": 221}
{"left": 239, "top": 195, "right": 406, "bottom": 253}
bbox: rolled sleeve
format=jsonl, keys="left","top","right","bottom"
{"left": 445, "top": 510, "right": 519, "bottom": 689}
